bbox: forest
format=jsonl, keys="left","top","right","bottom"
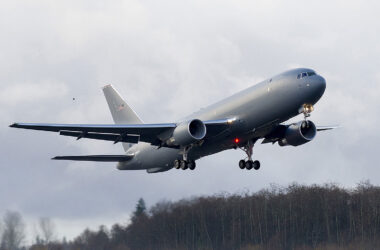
{"left": 3, "top": 181, "right": 380, "bottom": 250}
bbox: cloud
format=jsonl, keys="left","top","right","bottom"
{"left": 0, "top": 82, "right": 68, "bottom": 105}
{"left": 0, "top": 0, "right": 379, "bottom": 242}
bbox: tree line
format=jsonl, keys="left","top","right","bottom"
{"left": 117, "top": 182, "right": 380, "bottom": 250}
{"left": 4, "top": 182, "right": 380, "bottom": 249}
{"left": 0, "top": 211, "right": 56, "bottom": 250}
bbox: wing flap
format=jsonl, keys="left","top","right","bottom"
{"left": 52, "top": 154, "right": 134, "bottom": 162}
{"left": 59, "top": 131, "right": 139, "bottom": 144}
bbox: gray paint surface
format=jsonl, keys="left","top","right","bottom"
{"left": 121, "top": 68, "right": 326, "bottom": 171}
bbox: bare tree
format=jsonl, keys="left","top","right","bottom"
{"left": 0, "top": 211, "right": 25, "bottom": 250}
{"left": 39, "top": 217, "right": 56, "bottom": 244}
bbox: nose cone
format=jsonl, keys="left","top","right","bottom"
{"left": 303, "top": 75, "right": 326, "bottom": 104}
{"left": 315, "top": 75, "right": 326, "bottom": 97}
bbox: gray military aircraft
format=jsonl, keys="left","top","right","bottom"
{"left": 10, "top": 68, "right": 336, "bottom": 173}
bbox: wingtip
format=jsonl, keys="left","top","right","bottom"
{"left": 9, "top": 123, "right": 17, "bottom": 128}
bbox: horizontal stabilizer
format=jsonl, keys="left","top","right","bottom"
{"left": 52, "top": 154, "right": 134, "bottom": 162}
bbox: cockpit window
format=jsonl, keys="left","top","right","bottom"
{"left": 297, "top": 71, "right": 316, "bottom": 79}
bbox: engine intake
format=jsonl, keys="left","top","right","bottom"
{"left": 166, "top": 119, "right": 206, "bottom": 146}
{"left": 279, "top": 120, "right": 317, "bottom": 146}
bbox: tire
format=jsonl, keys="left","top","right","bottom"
{"left": 239, "top": 160, "right": 246, "bottom": 169}
{"left": 180, "top": 160, "right": 188, "bottom": 170}
{"left": 253, "top": 160, "right": 260, "bottom": 170}
{"left": 246, "top": 160, "right": 253, "bottom": 170}
{"left": 174, "top": 160, "right": 180, "bottom": 169}
{"left": 188, "top": 160, "right": 196, "bottom": 170}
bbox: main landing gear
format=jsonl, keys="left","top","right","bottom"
{"left": 174, "top": 159, "right": 196, "bottom": 170}
{"left": 239, "top": 159, "right": 260, "bottom": 170}
{"left": 173, "top": 146, "right": 196, "bottom": 170}
{"left": 238, "top": 140, "right": 260, "bottom": 170}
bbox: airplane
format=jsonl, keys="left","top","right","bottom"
{"left": 10, "top": 68, "right": 336, "bottom": 173}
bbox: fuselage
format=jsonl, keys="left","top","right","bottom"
{"left": 118, "top": 68, "right": 326, "bottom": 171}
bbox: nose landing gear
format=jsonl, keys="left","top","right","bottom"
{"left": 301, "top": 103, "right": 314, "bottom": 120}
{"left": 238, "top": 140, "right": 261, "bottom": 171}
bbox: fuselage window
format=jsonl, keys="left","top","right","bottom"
{"left": 297, "top": 74, "right": 301, "bottom": 79}
{"left": 302, "top": 72, "right": 307, "bottom": 78}
{"left": 307, "top": 72, "right": 316, "bottom": 76}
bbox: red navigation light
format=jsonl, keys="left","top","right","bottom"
{"left": 234, "top": 138, "right": 240, "bottom": 143}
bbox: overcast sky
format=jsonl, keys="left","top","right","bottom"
{"left": 1, "top": 0, "right": 379, "bottom": 243}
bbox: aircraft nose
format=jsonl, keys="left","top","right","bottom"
{"left": 303, "top": 74, "right": 326, "bottom": 104}
{"left": 316, "top": 75, "right": 326, "bottom": 96}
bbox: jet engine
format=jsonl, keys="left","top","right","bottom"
{"left": 278, "top": 120, "right": 316, "bottom": 146}
{"left": 166, "top": 119, "right": 207, "bottom": 146}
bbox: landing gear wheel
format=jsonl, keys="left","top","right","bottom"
{"left": 188, "top": 160, "right": 196, "bottom": 170}
{"left": 239, "top": 160, "right": 246, "bottom": 169}
{"left": 246, "top": 160, "right": 253, "bottom": 170}
{"left": 174, "top": 160, "right": 180, "bottom": 169}
{"left": 180, "top": 160, "right": 188, "bottom": 170}
{"left": 237, "top": 139, "right": 261, "bottom": 171}
{"left": 253, "top": 160, "right": 260, "bottom": 170}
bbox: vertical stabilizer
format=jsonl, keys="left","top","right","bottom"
{"left": 102, "top": 85, "right": 143, "bottom": 151}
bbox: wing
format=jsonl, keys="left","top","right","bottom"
{"left": 10, "top": 122, "right": 176, "bottom": 145}
{"left": 10, "top": 118, "right": 234, "bottom": 147}
{"left": 261, "top": 123, "right": 339, "bottom": 144}
{"left": 317, "top": 125, "right": 340, "bottom": 131}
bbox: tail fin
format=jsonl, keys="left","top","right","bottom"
{"left": 103, "top": 85, "right": 143, "bottom": 124}
{"left": 102, "top": 84, "right": 143, "bottom": 151}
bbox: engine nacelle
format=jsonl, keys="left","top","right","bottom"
{"left": 166, "top": 119, "right": 206, "bottom": 146}
{"left": 279, "top": 120, "right": 317, "bottom": 147}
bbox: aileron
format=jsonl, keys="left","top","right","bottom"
{"left": 59, "top": 131, "right": 140, "bottom": 144}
